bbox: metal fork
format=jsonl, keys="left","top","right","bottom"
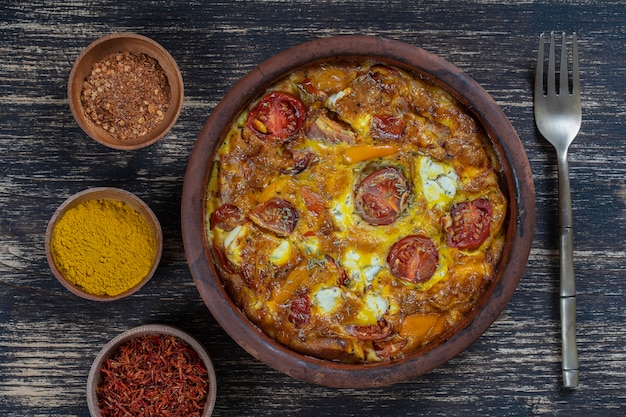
{"left": 534, "top": 32, "right": 581, "bottom": 388}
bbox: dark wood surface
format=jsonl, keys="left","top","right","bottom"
{"left": 1, "top": 1, "right": 625, "bottom": 416}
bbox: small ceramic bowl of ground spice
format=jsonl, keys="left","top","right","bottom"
{"left": 87, "top": 324, "right": 217, "bottom": 417}
{"left": 68, "top": 33, "right": 184, "bottom": 150}
{"left": 45, "top": 187, "right": 163, "bottom": 301}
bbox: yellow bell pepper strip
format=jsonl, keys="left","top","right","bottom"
{"left": 343, "top": 144, "right": 400, "bottom": 164}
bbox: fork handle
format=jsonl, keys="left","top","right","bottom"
{"left": 557, "top": 151, "right": 579, "bottom": 387}
{"left": 557, "top": 153, "right": 576, "bottom": 295}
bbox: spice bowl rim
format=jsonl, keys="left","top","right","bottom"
{"left": 86, "top": 324, "right": 217, "bottom": 417}
{"left": 67, "top": 32, "right": 184, "bottom": 150}
{"left": 45, "top": 187, "right": 163, "bottom": 301}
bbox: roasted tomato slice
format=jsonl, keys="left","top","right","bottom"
{"left": 246, "top": 92, "right": 306, "bottom": 141}
{"left": 446, "top": 198, "right": 493, "bottom": 250}
{"left": 372, "top": 115, "right": 405, "bottom": 140}
{"left": 387, "top": 235, "right": 439, "bottom": 284}
{"left": 213, "top": 247, "right": 237, "bottom": 274}
{"left": 301, "top": 185, "right": 326, "bottom": 215}
{"left": 210, "top": 203, "right": 245, "bottom": 231}
{"left": 248, "top": 197, "right": 298, "bottom": 237}
{"left": 354, "top": 166, "right": 410, "bottom": 225}
{"left": 288, "top": 293, "right": 311, "bottom": 328}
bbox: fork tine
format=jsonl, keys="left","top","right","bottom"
{"left": 559, "top": 32, "right": 569, "bottom": 94}
{"left": 535, "top": 33, "right": 545, "bottom": 97}
{"left": 572, "top": 33, "right": 580, "bottom": 96}
{"left": 547, "top": 32, "right": 556, "bottom": 95}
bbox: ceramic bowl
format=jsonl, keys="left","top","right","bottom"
{"left": 45, "top": 187, "right": 163, "bottom": 301}
{"left": 87, "top": 324, "right": 217, "bottom": 417}
{"left": 181, "top": 35, "right": 536, "bottom": 388}
{"left": 68, "top": 33, "right": 184, "bottom": 150}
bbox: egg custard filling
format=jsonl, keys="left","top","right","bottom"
{"left": 205, "top": 61, "right": 507, "bottom": 363}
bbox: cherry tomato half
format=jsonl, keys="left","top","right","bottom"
{"left": 301, "top": 185, "right": 326, "bottom": 216}
{"left": 354, "top": 166, "right": 410, "bottom": 225}
{"left": 246, "top": 92, "right": 306, "bottom": 142}
{"left": 372, "top": 115, "right": 405, "bottom": 140}
{"left": 288, "top": 293, "right": 311, "bottom": 328}
{"left": 446, "top": 198, "right": 492, "bottom": 250}
{"left": 248, "top": 197, "right": 299, "bottom": 237}
{"left": 213, "top": 247, "right": 237, "bottom": 274}
{"left": 210, "top": 203, "right": 245, "bottom": 231}
{"left": 387, "top": 235, "right": 439, "bottom": 284}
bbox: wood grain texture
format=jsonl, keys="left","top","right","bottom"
{"left": 1, "top": 0, "right": 625, "bottom": 416}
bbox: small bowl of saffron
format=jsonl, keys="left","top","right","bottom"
{"left": 87, "top": 324, "right": 217, "bottom": 417}
{"left": 45, "top": 187, "right": 163, "bottom": 301}
{"left": 68, "top": 33, "right": 184, "bottom": 150}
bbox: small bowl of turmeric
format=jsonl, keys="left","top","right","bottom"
{"left": 45, "top": 187, "right": 163, "bottom": 301}
{"left": 68, "top": 33, "right": 184, "bottom": 150}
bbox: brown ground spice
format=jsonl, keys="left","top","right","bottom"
{"left": 81, "top": 50, "right": 170, "bottom": 141}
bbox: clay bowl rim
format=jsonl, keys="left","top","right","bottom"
{"left": 181, "top": 35, "right": 536, "bottom": 388}
{"left": 45, "top": 187, "right": 163, "bottom": 301}
{"left": 86, "top": 324, "right": 217, "bottom": 417}
{"left": 68, "top": 32, "right": 184, "bottom": 150}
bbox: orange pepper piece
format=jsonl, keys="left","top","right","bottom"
{"left": 273, "top": 264, "right": 310, "bottom": 305}
{"left": 343, "top": 145, "right": 399, "bottom": 164}
{"left": 400, "top": 313, "right": 447, "bottom": 341}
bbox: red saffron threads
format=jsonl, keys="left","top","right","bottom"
{"left": 97, "top": 334, "right": 209, "bottom": 417}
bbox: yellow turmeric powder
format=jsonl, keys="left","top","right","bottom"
{"left": 50, "top": 198, "right": 157, "bottom": 296}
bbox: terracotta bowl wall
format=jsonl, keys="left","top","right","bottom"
{"left": 181, "top": 35, "right": 536, "bottom": 388}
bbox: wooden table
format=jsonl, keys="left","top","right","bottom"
{"left": 2, "top": 1, "right": 625, "bottom": 415}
